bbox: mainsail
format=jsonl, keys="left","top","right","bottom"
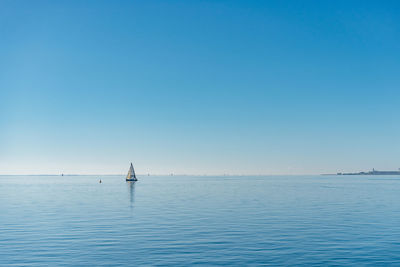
{"left": 126, "top": 163, "right": 137, "bottom": 181}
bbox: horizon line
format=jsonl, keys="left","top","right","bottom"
{"left": 0, "top": 173, "right": 327, "bottom": 176}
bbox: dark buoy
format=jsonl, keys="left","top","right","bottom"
{"left": 99, "top": 179, "right": 102, "bottom": 183}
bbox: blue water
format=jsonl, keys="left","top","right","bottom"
{"left": 1, "top": 175, "right": 400, "bottom": 266}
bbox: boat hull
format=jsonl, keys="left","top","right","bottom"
{"left": 126, "top": 179, "right": 137, "bottom": 182}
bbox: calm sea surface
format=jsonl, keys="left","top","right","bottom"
{"left": 1, "top": 175, "right": 400, "bottom": 266}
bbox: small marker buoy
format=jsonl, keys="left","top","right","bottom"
{"left": 99, "top": 179, "right": 102, "bottom": 183}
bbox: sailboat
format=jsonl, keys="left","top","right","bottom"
{"left": 126, "top": 163, "right": 138, "bottom": 181}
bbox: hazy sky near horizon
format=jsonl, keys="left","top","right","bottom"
{"left": 1, "top": 0, "right": 399, "bottom": 175}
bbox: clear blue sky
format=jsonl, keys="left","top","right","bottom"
{"left": 1, "top": 0, "right": 399, "bottom": 175}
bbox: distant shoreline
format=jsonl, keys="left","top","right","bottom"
{"left": 336, "top": 169, "right": 400, "bottom": 175}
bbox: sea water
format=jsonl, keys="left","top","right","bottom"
{"left": 1, "top": 175, "right": 400, "bottom": 266}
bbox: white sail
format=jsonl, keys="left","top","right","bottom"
{"left": 126, "top": 163, "right": 137, "bottom": 180}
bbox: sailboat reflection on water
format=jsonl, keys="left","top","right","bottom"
{"left": 127, "top": 181, "right": 135, "bottom": 205}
